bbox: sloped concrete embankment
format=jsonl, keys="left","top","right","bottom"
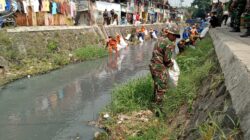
{"left": 209, "top": 29, "right": 250, "bottom": 139}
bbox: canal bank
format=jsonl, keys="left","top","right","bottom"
{"left": 0, "top": 41, "right": 156, "bottom": 140}
{"left": 0, "top": 24, "right": 167, "bottom": 86}
{"left": 95, "top": 35, "right": 243, "bottom": 139}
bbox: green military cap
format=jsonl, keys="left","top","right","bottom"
{"left": 168, "top": 27, "right": 181, "bottom": 38}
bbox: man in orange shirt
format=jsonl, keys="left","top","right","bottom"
{"left": 190, "top": 25, "right": 199, "bottom": 45}
{"left": 107, "top": 36, "right": 118, "bottom": 54}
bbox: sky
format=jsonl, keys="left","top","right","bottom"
{"left": 168, "top": 0, "right": 194, "bottom": 7}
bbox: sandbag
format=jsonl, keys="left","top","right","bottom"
{"left": 168, "top": 59, "right": 180, "bottom": 87}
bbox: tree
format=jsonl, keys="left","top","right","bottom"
{"left": 191, "top": 0, "right": 212, "bottom": 18}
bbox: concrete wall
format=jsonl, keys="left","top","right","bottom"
{"left": 210, "top": 29, "right": 250, "bottom": 139}
{"left": 5, "top": 23, "right": 167, "bottom": 52}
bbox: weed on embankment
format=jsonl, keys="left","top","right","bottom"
{"left": 0, "top": 31, "right": 108, "bottom": 86}
{"left": 96, "top": 35, "right": 222, "bottom": 139}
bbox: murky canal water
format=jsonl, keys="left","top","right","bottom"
{"left": 0, "top": 41, "right": 155, "bottom": 140}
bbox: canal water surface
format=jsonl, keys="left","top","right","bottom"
{"left": 0, "top": 41, "right": 155, "bottom": 140}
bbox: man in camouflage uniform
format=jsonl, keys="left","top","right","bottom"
{"left": 229, "top": 0, "right": 236, "bottom": 28}
{"left": 241, "top": 0, "right": 250, "bottom": 37}
{"left": 230, "top": 0, "right": 247, "bottom": 32}
{"left": 217, "top": 2, "right": 224, "bottom": 26}
{"left": 149, "top": 28, "right": 180, "bottom": 104}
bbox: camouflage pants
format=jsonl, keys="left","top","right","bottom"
{"left": 244, "top": 11, "right": 250, "bottom": 31}
{"left": 234, "top": 2, "right": 246, "bottom": 28}
{"left": 230, "top": 11, "right": 237, "bottom": 28}
{"left": 149, "top": 64, "right": 169, "bottom": 104}
{"left": 229, "top": 0, "right": 235, "bottom": 27}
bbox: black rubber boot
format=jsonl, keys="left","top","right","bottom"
{"left": 240, "top": 29, "right": 250, "bottom": 37}
{"left": 230, "top": 28, "right": 241, "bottom": 32}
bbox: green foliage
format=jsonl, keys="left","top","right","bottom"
{"left": 0, "top": 32, "right": 12, "bottom": 46}
{"left": 127, "top": 123, "right": 167, "bottom": 140}
{"left": 191, "top": 0, "right": 212, "bottom": 18}
{"left": 109, "top": 36, "right": 215, "bottom": 116}
{"left": 53, "top": 53, "right": 69, "bottom": 66}
{"left": 47, "top": 40, "right": 58, "bottom": 52}
{"left": 110, "top": 76, "right": 154, "bottom": 114}
{"left": 104, "top": 35, "right": 217, "bottom": 139}
{"left": 198, "top": 112, "right": 241, "bottom": 140}
{"left": 163, "top": 36, "right": 215, "bottom": 114}
{"left": 0, "top": 33, "right": 24, "bottom": 62}
{"left": 74, "top": 45, "right": 108, "bottom": 60}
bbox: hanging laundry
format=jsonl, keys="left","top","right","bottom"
{"left": 49, "top": 1, "right": 52, "bottom": 13}
{"left": 38, "top": 0, "right": 42, "bottom": 10}
{"left": 69, "top": 0, "right": 75, "bottom": 17}
{"left": 42, "top": 0, "right": 49, "bottom": 12}
{"left": 16, "top": 1, "right": 22, "bottom": 12}
{"left": 61, "top": 1, "right": 67, "bottom": 15}
{"left": 22, "top": 0, "right": 28, "bottom": 14}
{"left": 66, "top": 1, "right": 70, "bottom": 17}
{"left": 52, "top": 2, "right": 57, "bottom": 15}
{"left": 5, "top": 0, "right": 11, "bottom": 11}
{"left": 33, "top": 0, "right": 40, "bottom": 12}
{"left": 0, "top": 0, "right": 6, "bottom": 12}
{"left": 56, "top": 2, "right": 61, "bottom": 14}
{"left": 29, "top": 0, "right": 34, "bottom": 7}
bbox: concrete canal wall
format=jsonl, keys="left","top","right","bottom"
{"left": 2, "top": 23, "right": 167, "bottom": 57}
{"left": 210, "top": 28, "right": 250, "bottom": 139}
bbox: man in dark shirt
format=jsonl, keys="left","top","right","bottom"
{"left": 103, "top": 9, "right": 108, "bottom": 25}
{"left": 210, "top": 11, "right": 219, "bottom": 28}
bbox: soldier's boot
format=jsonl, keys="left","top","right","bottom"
{"left": 240, "top": 28, "right": 250, "bottom": 37}
{"left": 230, "top": 27, "right": 241, "bottom": 32}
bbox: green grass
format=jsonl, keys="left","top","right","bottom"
{"left": 110, "top": 76, "right": 154, "bottom": 114}
{"left": 101, "top": 35, "right": 217, "bottom": 139}
{"left": 163, "top": 37, "right": 215, "bottom": 114}
{"left": 109, "top": 36, "right": 215, "bottom": 115}
{"left": 198, "top": 112, "right": 241, "bottom": 140}
{"left": 74, "top": 45, "right": 108, "bottom": 60}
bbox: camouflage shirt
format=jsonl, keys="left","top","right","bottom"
{"left": 150, "top": 39, "right": 173, "bottom": 69}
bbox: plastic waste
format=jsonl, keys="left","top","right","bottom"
{"left": 125, "top": 34, "right": 131, "bottom": 40}
{"left": 144, "top": 30, "right": 148, "bottom": 36}
{"left": 139, "top": 36, "right": 144, "bottom": 43}
{"left": 117, "top": 44, "right": 126, "bottom": 51}
{"left": 120, "top": 36, "right": 128, "bottom": 47}
{"left": 200, "top": 27, "right": 209, "bottom": 38}
{"left": 152, "top": 31, "right": 157, "bottom": 39}
{"left": 175, "top": 43, "right": 180, "bottom": 55}
{"left": 103, "top": 113, "right": 110, "bottom": 119}
{"left": 168, "top": 59, "right": 180, "bottom": 87}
